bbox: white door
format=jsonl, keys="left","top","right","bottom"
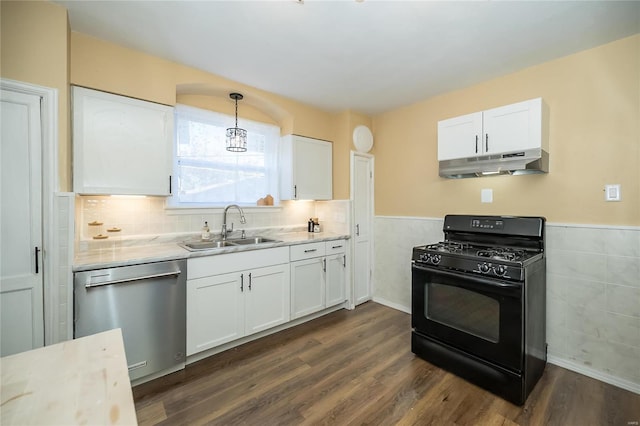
{"left": 244, "top": 264, "right": 290, "bottom": 335}
{"left": 293, "top": 136, "right": 333, "bottom": 200}
{"left": 351, "top": 152, "right": 373, "bottom": 306}
{"left": 186, "top": 272, "right": 245, "bottom": 356}
{"left": 483, "top": 98, "right": 540, "bottom": 155}
{"left": 290, "top": 257, "right": 325, "bottom": 319}
{"left": 437, "top": 111, "right": 483, "bottom": 160}
{"left": 0, "top": 89, "right": 45, "bottom": 356}
{"left": 325, "top": 253, "right": 346, "bottom": 308}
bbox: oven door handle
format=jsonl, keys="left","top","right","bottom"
{"left": 412, "top": 263, "right": 522, "bottom": 291}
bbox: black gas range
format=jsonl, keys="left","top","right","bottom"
{"left": 411, "top": 215, "right": 547, "bottom": 405}
{"left": 412, "top": 241, "right": 543, "bottom": 281}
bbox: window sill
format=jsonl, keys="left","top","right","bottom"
{"left": 164, "top": 204, "right": 282, "bottom": 215}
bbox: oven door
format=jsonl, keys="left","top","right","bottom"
{"left": 412, "top": 263, "right": 523, "bottom": 371}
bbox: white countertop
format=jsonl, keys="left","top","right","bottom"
{"left": 0, "top": 329, "right": 137, "bottom": 425}
{"left": 74, "top": 231, "right": 350, "bottom": 271}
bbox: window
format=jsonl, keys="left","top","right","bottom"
{"left": 170, "top": 104, "right": 280, "bottom": 207}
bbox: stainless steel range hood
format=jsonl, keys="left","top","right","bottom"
{"left": 439, "top": 148, "right": 549, "bottom": 179}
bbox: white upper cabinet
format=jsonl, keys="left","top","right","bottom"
{"left": 280, "top": 135, "right": 332, "bottom": 200}
{"left": 437, "top": 112, "right": 483, "bottom": 161}
{"left": 73, "top": 86, "right": 173, "bottom": 195}
{"left": 437, "top": 98, "right": 544, "bottom": 161}
{"left": 482, "top": 99, "right": 543, "bottom": 155}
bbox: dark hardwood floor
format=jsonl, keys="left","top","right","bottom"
{"left": 133, "top": 302, "right": 640, "bottom": 425}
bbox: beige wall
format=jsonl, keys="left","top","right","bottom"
{"left": 332, "top": 110, "right": 373, "bottom": 199}
{"left": 70, "top": 32, "right": 357, "bottom": 197}
{"left": 5, "top": 2, "right": 637, "bottom": 221}
{"left": 70, "top": 32, "right": 335, "bottom": 144}
{"left": 1, "top": 1, "right": 70, "bottom": 190}
{"left": 373, "top": 34, "right": 640, "bottom": 226}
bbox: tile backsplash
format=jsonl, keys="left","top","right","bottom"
{"left": 75, "top": 196, "right": 350, "bottom": 251}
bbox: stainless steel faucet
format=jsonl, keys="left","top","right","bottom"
{"left": 221, "top": 204, "right": 247, "bottom": 240}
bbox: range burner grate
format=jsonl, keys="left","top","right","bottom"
{"left": 476, "top": 248, "right": 526, "bottom": 262}
{"left": 426, "top": 241, "right": 469, "bottom": 253}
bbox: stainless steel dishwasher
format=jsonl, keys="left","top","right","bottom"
{"left": 74, "top": 259, "right": 186, "bottom": 381}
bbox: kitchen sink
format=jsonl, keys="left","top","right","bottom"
{"left": 230, "top": 237, "right": 280, "bottom": 245}
{"left": 180, "top": 240, "right": 237, "bottom": 251}
{"left": 180, "top": 236, "right": 281, "bottom": 251}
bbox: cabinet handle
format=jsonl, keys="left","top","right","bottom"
{"left": 240, "top": 273, "right": 244, "bottom": 292}
{"left": 35, "top": 247, "right": 40, "bottom": 274}
{"left": 169, "top": 175, "right": 172, "bottom": 195}
{"left": 332, "top": 245, "right": 343, "bottom": 249}
{"left": 248, "top": 273, "right": 252, "bottom": 291}
{"left": 356, "top": 224, "right": 360, "bottom": 236}
{"left": 485, "top": 134, "right": 489, "bottom": 152}
{"left": 475, "top": 135, "right": 478, "bottom": 153}
{"left": 304, "top": 248, "right": 317, "bottom": 253}
{"left": 343, "top": 255, "right": 346, "bottom": 268}
{"left": 294, "top": 185, "right": 297, "bottom": 199}
{"left": 322, "top": 258, "right": 326, "bottom": 272}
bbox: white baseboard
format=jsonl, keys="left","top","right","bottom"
{"left": 372, "top": 296, "right": 410, "bottom": 314}
{"left": 548, "top": 355, "right": 640, "bottom": 395}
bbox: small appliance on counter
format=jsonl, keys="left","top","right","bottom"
{"left": 411, "top": 214, "right": 546, "bottom": 405}
{"left": 308, "top": 217, "right": 321, "bottom": 233}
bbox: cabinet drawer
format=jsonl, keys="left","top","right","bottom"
{"left": 290, "top": 242, "right": 326, "bottom": 261}
{"left": 188, "top": 247, "right": 289, "bottom": 279}
{"left": 325, "top": 240, "right": 346, "bottom": 255}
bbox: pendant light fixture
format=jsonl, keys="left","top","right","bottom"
{"left": 226, "top": 92, "right": 247, "bottom": 152}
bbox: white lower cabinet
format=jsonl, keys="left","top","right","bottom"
{"left": 244, "top": 265, "right": 291, "bottom": 335}
{"left": 291, "top": 257, "right": 325, "bottom": 319}
{"left": 187, "top": 272, "right": 245, "bottom": 355}
{"left": 290, "top": 240, "right": 347, "bottom": 320}
{"left": 186, "top": 248, "right": 290, "bottom": 356}
{"left": 325, "top": 253, "right": 346, "bottom": 307}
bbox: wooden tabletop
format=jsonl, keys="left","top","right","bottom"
{"left": 1, "top": 329, "right": 137, "bottom": 425}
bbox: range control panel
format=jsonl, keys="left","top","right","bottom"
{"left": 471, "top": 218, "right": 504, "bottom": 230}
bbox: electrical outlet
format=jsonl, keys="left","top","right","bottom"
{"left": 605, "top": 184, "right": 621, "bottom": 202}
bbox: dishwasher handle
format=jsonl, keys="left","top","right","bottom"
{"left": 85, "top": 270, "right": 182, "bottom": 288}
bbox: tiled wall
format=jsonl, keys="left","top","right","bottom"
{"left": 53, "top": 193, "right": 75, "bottom": 342}
{"left": 374, "top": 216, "right": 640, "bottom": 393}
{"left": 373, "top": 217, "right": 443, "bottom": 313}
{"left": 546, "top": 225, "right": 640, "bottom": 389}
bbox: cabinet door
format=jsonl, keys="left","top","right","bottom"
{"left": 325, "top": 253, "right": 346, "bottom": 308}
{"left": 482, "top": 98, "right": 542, "bottom": 155}
{"left": 73, "top": 86, "right": 173, "bottom": 195}
{"left": 245, "top": 264, "right": 290, "bottom": 335}
{"left": 186, "top": 273, "right": 244, "bottom": 356}
{"left": 290, "top": 257, "right": 325, "bottom": 319}
{"left": 437, "top": 112, "right": 483, "bottom": 161}
{"left": 280, "top": 135, "right": 332, "bottom": 200}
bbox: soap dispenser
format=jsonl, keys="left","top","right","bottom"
{"left": 201, "top": 221, "right": 211, "bottom": 241}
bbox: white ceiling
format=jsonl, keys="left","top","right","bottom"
{"left": 57, "top": 0, "right": 640, "bottom": 115}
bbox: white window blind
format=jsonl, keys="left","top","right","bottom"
{"left": 170, "top": 104, "right": 280, "bottom": 207}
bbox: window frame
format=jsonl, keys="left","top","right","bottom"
{"left": 167, "top": 104, "right": 280, "bottom": 209}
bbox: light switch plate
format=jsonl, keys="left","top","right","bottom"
{"left": 481, "top": 189, "right": 493, "bottom": 203}
{"left": 605, "top": 184, "right": 621, "bottom": 201}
